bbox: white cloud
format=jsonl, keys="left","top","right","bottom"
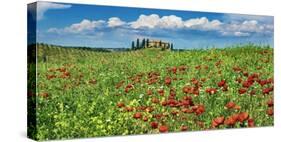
{"left": 184, "top": 17, "right": 222, "bottom": 30}
{"left": 130, "top": 14, "right": 222, "bottom": 30}
{"left": 37, "top": 2, "right": 71, "bottom": 20}
{"left": 65, "top": 19, "right": 105, "bottom": 33}
{"left": 221, "top": 19, "right": 273, "bottom": 37}
{"left": 223, "top": 14, "right": 273, "bottom": 24}
{"left": 108, "top": 17, "right": 126, "bottom": 27}
{"left": 48, "top": 19, "right": 105, "bottom": 34}
{"left": 130, "top": 14, "right": 161, "bottom": 29}
{"left": 158, "top": 15, "right": 184, "bottom": 28}
{"left": 47, "top": 14, "right": 273, "bottom": 38}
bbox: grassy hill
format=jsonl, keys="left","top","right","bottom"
{"left": 28, "top": 43, "right": 273, "bottom": 140}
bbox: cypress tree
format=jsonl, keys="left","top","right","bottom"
{"left": 171, "top": 43, "right": 174, "bottom": 50}
{"left": 146, "top": 38, "right": 149, "bottom": 47}
{"left": 141, "top": 38, "right": 146, "bottom": 49}
{"left": 136, "top": 38, "right": 140, "bottom": 49}
{"left": 131, "top": 41, "right": 135, "bottom": 50}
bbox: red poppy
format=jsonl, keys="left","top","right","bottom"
{"left": 165, "top": 77, "right": 172, "bottom": 85}
{"left": 194, "top": 104, "right": 205, "bottom": 115}
{"left": 205, "top": 88, "right": 217, "bottom": 95}
{"left": 231, "top": 114, "right": 240, "bottom": 122}
{"left": 258, "top": 80, "right": 267, "bottom": 86}
{"left": 46, "top": 74, "right": 56, "bottom": 80}
{"left": 238, "top": 88, "right": 247, "bottom": 94}
{"left": 117, "top": 102, "right": 125, "bottom": 108}
{"left": 267, "top": 99, "right": 274, "bottom": 107}
{"left": 167, "top": 99, "right": 178, "bottom": 107}
{"left": 266, "top": 108, "right": 274, "bottom": 116}
{"left": 181, "top": 100, "right": 191, "bottom": 107}
{"left": 157, "top": 89, "right": 165, "bottom": 96}
{"left": 248, "top": 118, "right": 255, "bottom": 127}
{"left": 238, "top": 112, "right": 249, "bottom": 122}
{"left": 191, "top": 78, "right": 200, "bottom": 86}
{"left": 159, "top": 125, "right": 169, "bottom": 133}
{"left": 136, "top": 106, "right": 147, "bottom": 111}
{"left": 218, "top": 80, "right": 226, "bottom": 87}
{"left": 180, "top": 125, "right": 188, "bottom": 131}
{"left": 171, "top": 67, "right": 177, "bottom": 74}
{"left": 225, "top": 101, "right": 236, "bottom": 109}
{"left": 125, "top": 84, "right": 134, "bottom": 93}
{"left": 182, "top": 86, "right": 192, "bottom": 94}
{"left": 167, "top": 66, "right": 177, "bottom": 74}
{"left": 262, "top": 87, "right": 273, "bottom": 95}
{"left": 242, "top": 81, "right": 253, "bottom": 88}
{"left": 181, "top": 108, "right": 193, "bottom": 113}
{"left": 224, "top": 117, "right": 236, "bottom": 126}
{"left": 150, "top": 122, "right": 158, "bottom": 129}
{"left": 212, "top": 116, "right": 225, "bottom": 128}
{"left": 133, "top": 112, "right": 142, "bottom": 119}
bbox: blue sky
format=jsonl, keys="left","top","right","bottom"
{"left": 31, "top": 1, "right": 274, "bottom": 49}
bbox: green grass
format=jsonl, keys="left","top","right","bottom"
{"left": 29, "top": 44, "right": 273, "bottom": 140}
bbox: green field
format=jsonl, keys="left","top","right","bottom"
{"left": 28, "top": 44, "right": 274, "bottom": 140}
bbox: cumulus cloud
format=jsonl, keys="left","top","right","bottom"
{"left": 184, "top": 17, "right": 222, "bottom": 30}
{"left": 37, "top": 2, "right": 71, "bottom": 20}
{"left": 130, "top": 14, "right": 161, "bottom": 29}
{"left": 48, "top": 19, "right": 105, "bottom": 34}
{"left": 130, "top": 14, "right": 221, "bottom": 30}
{"left": 221, "top": 20, "right": 273, "bottom": 36}
{"left": 157, "top": 15, "right": 184, "bottom": 29}
{"left": 47, "top": 14, "right": 273, "bottom": 37}
{"left": 108, "top": 17, "right": 126, "bottom": 27}
{"left": 223, "top": 14, "right": 273, "bottom": 24}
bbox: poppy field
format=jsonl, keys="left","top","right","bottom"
{"left": 29, "top": 44, "right": 274, "bottom": 140}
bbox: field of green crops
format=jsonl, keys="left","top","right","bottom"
{"left": 28, "top": 44, "right": 274, "bottom": 140}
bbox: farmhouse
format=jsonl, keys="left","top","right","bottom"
{"left": 147, "top": 40, "right": 170, "bottom": 50}
{"left": 131, "top": 38, "right": 173, "bottom": 50}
